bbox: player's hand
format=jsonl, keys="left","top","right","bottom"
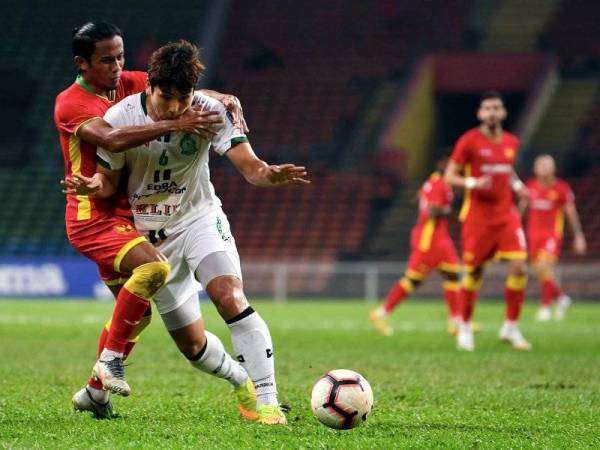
{"left": 175, "top": 108, "right": 222, "bottom": 139}
{"left": 476, "top": 175, "right": 492, "bottom": 189}
{"left": 264, "top": 164, "right": 310, "bottom": 186}
{"left": 60, "top": 173, "right": 103, "bottom": 196}
{"left": 203, "top": 91, "right": 249, "bottom": 133}
{"left": 573, "top": 234, "right": 587, "bottom": 255}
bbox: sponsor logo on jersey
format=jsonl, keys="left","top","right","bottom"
{"left": 480, "top": 163, "right": 512, "bottom": 174}
{"left": 134, "top": 203, "right": 179, "bottom": 217}
{"left": 531, "top": 199, "right": 553, "bottom": 210}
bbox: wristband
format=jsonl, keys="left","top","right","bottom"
{"left": 464, "top": 177, "right": 477, "bottom": 189}
{"left": 512, "top": 179, "right": 524, "bottom": 192}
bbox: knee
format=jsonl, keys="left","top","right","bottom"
{"left": 509, "top": 261, "right": 527, "bottom": 278}
{"left": 126, "top": 260, "right": 171, "bottom": 298}
{"left": 441, "top": 270, "right": 460, "bottom": 282}
{"left": 207, "top": 277, "right": 247, "bottom": 310}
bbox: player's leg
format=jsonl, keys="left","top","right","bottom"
{"left": 438, "top": 264, "right": 461, "bottom": 335}
{"left": 184, "top": 211, "right": 286, "bottom": 424}
{"left": 437, "top": 238, "right": 462, "bottom": 334}
{"left": 94, "top": 238, "right": 170, "bottom": 396}
{"left": 496, "top": 216, "right": 531, "bottom": 350}
{"left": 369, "top": 249, "right": 428, "bottom": 336}
{"left": 499, "top": 258, "right": 531, "bottom": 350}
{"left": 159, "top": 294, "right": 256, "bottom": 420}
{"left": 202, "top": 273, "right": 286, "bottom": 424}
{"left": 74, "top": 282, "right": 152, "bottom": 418}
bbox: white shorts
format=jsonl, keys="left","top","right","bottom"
{"left": 151, "top": 208, "right": 242, "bottom": 315}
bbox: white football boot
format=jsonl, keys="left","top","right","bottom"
{"left": 456, "top": 321, "right": 475, "bottom": 351}
{"left": 535, "top": 306, "right": 552, "bottom": 322}
{"left": 499, "top": 321, "right": 532, "bottom": 351}
{"left": 92, "top": 357, "right": 131, "bottom": 396}
{"left": 72, "top": 387, "right": 118, "bottom": 419}
{"left": 554, "top": 294, "right": 572, "bottom": 321}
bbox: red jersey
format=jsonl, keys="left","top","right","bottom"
{"left": 451, "top": 127, "right": 520, "bottom": 225}
{"left": 412, "top": 172, "right": 453, "bottom": 252}
{"left": 54, "top": 71, "right": 147, "bottom": 223}
{"left": 526, "top": 178, "right": 574, "bottom": 238}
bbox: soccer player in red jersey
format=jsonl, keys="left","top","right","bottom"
{"left": 369, "top": 159, "right": 462, "bottom": 336}
{"left": 444, "top": 91, "right": 531, "bottom": 351}
{"left": 523, "top": 154, "right": 586, "bottom": 321}
{"left": 54, "top": 22, "right": 242, "bottom": 416}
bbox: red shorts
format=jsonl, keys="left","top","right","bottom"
{"left": 461, "top": 212, "right": 527, "bottom": 270}
{"left": 67, "top": 215, "right": 147, "bottom": 284}
{"left": 406, "top": 230, "right": 460, "bottom": 279}
{"left": 527, "top": 232, "right": 562, "bottom": 262}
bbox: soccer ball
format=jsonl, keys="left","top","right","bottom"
{"left": 310, "top": 369, "right": 373, "bottom": 429}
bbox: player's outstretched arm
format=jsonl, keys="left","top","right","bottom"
{"left": 226, "top": 142, "right": 310, "bottom": 187}
{"left": 77, "top": 108, "right": 222, "bottom": 153}
{"left": 444, "top": 160, "right": 491, "bottom": 190}
{"left": 565, "top": 202, "right": 587, "bottom": 254}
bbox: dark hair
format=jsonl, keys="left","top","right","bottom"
{"left": 480, "top": 90, "right": 504, "bottom": 104}
{"left": 147, "top": 40, "right": 204, "bottom": 93}
{"left": 72, "top": 22, "right": 123, "bottom": 62}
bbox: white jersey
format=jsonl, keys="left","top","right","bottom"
{"left": 97, "top": 91, "right": 247, "bottom": 235}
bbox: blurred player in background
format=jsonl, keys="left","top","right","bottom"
{"left": 523, "top": 154, "right": 586, "bottom": 321}
{"left": 369, "top": 158, "right": 463, "bottom": 336}
{"left": 55, "top": 22, "right": 245, "bottom": 417}
{"left": 64, "top": 40, "right": 309, "bottom": 424}
{"left": 445, "top": 91, "right": 531, "bottom": 352}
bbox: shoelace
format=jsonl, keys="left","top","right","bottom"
{"left": 103, "top": 358, "right": 125, "bottom": 380}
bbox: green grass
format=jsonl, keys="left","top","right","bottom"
{"left": 0, "top": 299, "right": 599, "bottom": 449}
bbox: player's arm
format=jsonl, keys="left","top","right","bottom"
{"left": 60, "top": 166, "right": 121, "bottom": 199}
{"left": 564, "top": 201, "right": 587, "bottom": 254}
{"left": 226, "top": 142, "right": 309, "bottom": 187}
{"left": 77, "top": 108, "right": 222, "bottom": 153}
{"left": 443, "top": 160, "right": 491, "bottom": 190}
{"left": 510, "top": 169, "right": 528, "bottom": 200}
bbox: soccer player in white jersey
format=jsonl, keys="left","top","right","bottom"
{"left": 64, "top": 40, "right": 308, "bottom": 425}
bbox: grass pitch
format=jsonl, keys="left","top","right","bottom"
{"left": 0, "top": 299, "right": 599, "bottom": 449}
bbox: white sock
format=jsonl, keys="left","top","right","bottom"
{"left": 227, "top": 307, "right": 278, "bottom": 406}
{"left": 99, "top": 349, "right": 123, "bottom": 361}
{"left": 86, "top": 384, "right": 108, "bottom": 403}
{"left": 376, "top": 306, "right": 387, "bottom": 317}
{"left": 185, "top": 331, "right": 248, "bottom": 388}
{"left": 504, "top": 320, "right": 517, "bottom": 329}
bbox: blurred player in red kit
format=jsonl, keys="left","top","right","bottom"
{"left": 444, "top": 91, "right": 531, "bottom": 351}
{"left": 369, "top": 158, "right": 462, "bottom": 336}
{"left": 523, "top": 154, "right": 586, "bottom": 321}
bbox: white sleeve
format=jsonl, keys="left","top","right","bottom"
{"left": 96, "top": 103, "right": 128, "bottom": 170}
{"left": 209, "top": 101, "right": 248, "bottom": 156}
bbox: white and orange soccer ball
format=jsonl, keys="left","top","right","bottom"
{"left": 310, "top": 369, "right": 374, "bottom": 429}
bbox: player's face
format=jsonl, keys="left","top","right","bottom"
{"left": 149, "top": 86, "right": 194, "bottom": 120}
{"left": 477, "top": 98, "right": 506, "bottom": 127}
{"left": 79, "top": 36, "right": 125, "bottom": 91}
{"left": 534, "top": 156, "right": 555, "bottom": 178}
